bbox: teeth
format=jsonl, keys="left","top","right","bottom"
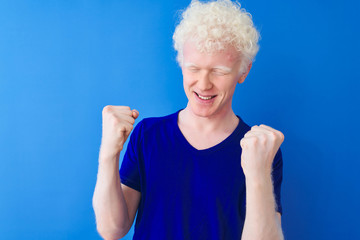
{"left": 198, "top": 94, "right": 212, "bottom": 100}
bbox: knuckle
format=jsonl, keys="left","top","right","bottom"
{"left": 117, "top": 125, "right": 126, "bottom": 133}
{"left": 269, "top": 131, "right": 277, "bottom": 139}
{"left": 102, "top": 105, "right": 113, "bottom": 114}
{"left": 279, "top": 131, "right": 285, "bottom": 141}
{"left": 129, "top": 117, "right": 135, "bottom": 124}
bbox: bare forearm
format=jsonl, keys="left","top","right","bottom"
{"left": 92, "top": 150, "right": 130, "bottom": 239}
{"left": 241, "top": 175, "right": 283, "bottom": 240}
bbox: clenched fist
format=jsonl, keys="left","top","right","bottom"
{"left": 100, "top": 105, "right": 139, "bottom": 158}
{"left": 240, "top": 124, "right": 284, "bottom": 180}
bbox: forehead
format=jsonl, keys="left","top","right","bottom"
{"left": 182, "top": 40, "right": 240, "bottom": 67}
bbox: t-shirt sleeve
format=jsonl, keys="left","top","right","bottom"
{"left": 119, "top": 120, "right": 143, "bottom": 192}
{"left": 272, "top": 147, "right": 284, "bottom": 215}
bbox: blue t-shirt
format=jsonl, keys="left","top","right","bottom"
{"left": 120, "top": 109, "right": 283, "bottom": 240}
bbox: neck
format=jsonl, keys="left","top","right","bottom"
{"left": 179, "top": 103, "right": 239, "bottom": 134}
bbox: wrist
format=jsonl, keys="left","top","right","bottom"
{"left": 99, "top": 147, "right": 121, "bottom": 164}
{"left": 245, "top": 173, "right": 273, "bottom": 187}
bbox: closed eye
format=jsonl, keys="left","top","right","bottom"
{"left": 212, "top": 66, "right": 231, "bottom": 76}
{"left": 212, "top": 70, "right": 228, "bottom": 76}
{"left": 188, "top": 67, "right": 200, "bottom": 73}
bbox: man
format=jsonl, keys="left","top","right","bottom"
{"left": 93, "top": 0, "right": 285, "bottom": 239}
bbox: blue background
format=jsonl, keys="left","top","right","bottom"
{"left": 1, "top": 0, "right": 359, "bottom": 239}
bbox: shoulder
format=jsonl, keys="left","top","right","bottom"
{"left": 235, "top": 114, "right": 251, "bottom": 137}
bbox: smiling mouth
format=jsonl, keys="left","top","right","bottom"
{"left": 195, "top": 92, "right": 217, "bottom": 100}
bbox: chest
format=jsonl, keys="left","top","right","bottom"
{"left": 143, "top": 133, "right": 245, "bottom": 197}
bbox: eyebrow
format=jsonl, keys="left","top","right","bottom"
{"left": 183, "top": 62, "right": 198, "bottom": 68}
{"left": 213, "top": 65, "right": 232, "bottom": 73}
{"left": 183, "top": 62, "right": 232, "bottom": 73}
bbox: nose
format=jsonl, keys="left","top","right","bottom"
{"left": 197, "top": 71, "right": 213, "bottom": 91}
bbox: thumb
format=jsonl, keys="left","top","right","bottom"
{"left": 240, "top": 138, "right": 246, "bottom": 149}
{"left": 132, "top": 109, "right": 139, "bottom": 119}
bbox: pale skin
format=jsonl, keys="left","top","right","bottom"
{"left": 179, "top": 40, "right": 284, "bottom": 240}
{"left": 92, "top": 40, "right": 284, "bottom": 239}
{"left": 92, "top": 106, "right": 141, "bottom": 240}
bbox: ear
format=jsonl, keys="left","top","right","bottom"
{"left": 237, "top": 62, "right": 252, "bottom": 84}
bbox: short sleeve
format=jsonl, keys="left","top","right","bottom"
{"left": 119, "top": 120, "right": 143, "bottom": 192}
{"left": 271, "top": 147, "right": 283, "bottom": 215}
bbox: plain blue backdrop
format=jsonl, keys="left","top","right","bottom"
{"left": 1, "top": 0, "right": 359, "bottom": 239}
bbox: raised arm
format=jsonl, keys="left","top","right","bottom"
{"left": 240, "top": 124, "right": 285, "bottom": 240}
{"left": 92, "top": 106, "right": 141, "bottom": 240}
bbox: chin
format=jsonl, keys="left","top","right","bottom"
{"left": 190, "top": 104, "right": 217, "bottom": 118}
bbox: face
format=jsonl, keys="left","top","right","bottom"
{"left": 181, "top": 40, "right": 251, "bottom": 118}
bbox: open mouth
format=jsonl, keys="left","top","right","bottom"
{"left": 195, "top": 92, "right": 217, "bottom": 100}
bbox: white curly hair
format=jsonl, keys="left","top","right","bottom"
{"left": 173, "top": 0, "right": 260, "bottom": 74}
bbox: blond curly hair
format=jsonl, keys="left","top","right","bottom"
{"left": 173, "top": 0, "right": 260, "bottom": 73}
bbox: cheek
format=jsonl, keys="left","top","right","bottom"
{"left": 217, "top": 78, "right": 237, "bottom": 92}
{"left": 182, "top": 73, "right": 195, "bottom": 87}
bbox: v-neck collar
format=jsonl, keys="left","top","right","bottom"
{"left": 172, "top": 109, "right": 246, "bottom": 155}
